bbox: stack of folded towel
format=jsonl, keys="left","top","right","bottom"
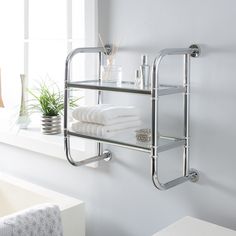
{"left": 71, "top": 104, "right": 141, "bottom": 138}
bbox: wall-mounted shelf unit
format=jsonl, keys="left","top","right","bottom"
{"left": 64, "top": 44, "right": 200, "bottom": 190}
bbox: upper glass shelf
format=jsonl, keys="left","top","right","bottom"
{"left": 67, "top": 80, "right": 185, "bottom": 96}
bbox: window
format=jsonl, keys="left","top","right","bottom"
{"left": 0, "top": 0, "right": 87, "bottom": 109}
{"left": 26, "top": 0, "right": 87, "bottom": 87}
{"left": 0, "top": 0, "right": 98, "bottom": 164}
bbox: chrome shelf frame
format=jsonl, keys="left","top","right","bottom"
{"left": 64, "top": 46, "right": 112, "bottom": 166}
{"left": 151, "top": 45, "right": 200, "bottom": 190}
{"left": 64, "top": 44, "right": 200, "bottom": 190}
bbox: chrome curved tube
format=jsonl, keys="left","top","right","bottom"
{"left": 151, "top": 156, "right": 197, "bottom": 190}
{"left": 64, "top": 46, "right": 112, "bottom": 166}
{"left": 64, "top": 135, "right": 111, "bottom": 166}
{"left": 151, "top": 45, "right": 200, "bottom": 190}
{"left": 158, "top": 47, "right": 195, "bottom": 58}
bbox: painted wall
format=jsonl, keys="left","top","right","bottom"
{"left": 1, "top": 0, "right": 236, "bottom": 235}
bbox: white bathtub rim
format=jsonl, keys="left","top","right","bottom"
{"left": 0, "top": 172, "right": 83, "bottom": 211}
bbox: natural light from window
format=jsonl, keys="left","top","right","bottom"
{"left": 0, "top": 0, "right": 86, "bottom": 126}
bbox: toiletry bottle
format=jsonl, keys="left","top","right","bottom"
{"left": 140, "top": 55, "right": 150, "bottom": 89}
{"left": 134, "top": 69, "right": 141, "bottom": 88}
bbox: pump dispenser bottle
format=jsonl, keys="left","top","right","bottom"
{"left": 140, "top": 55, "right": 150, "bottom": 89}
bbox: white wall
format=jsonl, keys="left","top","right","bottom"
{"left": 1, "top": 0, "right": 236, "bottom": 235}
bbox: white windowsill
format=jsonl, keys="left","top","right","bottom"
{"left": 0, "top": 127, "right": 85, "bottom": 161}
{"left": 0, "top": 111, "right": 97, "bottom": 167}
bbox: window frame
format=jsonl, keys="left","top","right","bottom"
{"left": 0, "top": 0, "right": 99, "bottom": 166}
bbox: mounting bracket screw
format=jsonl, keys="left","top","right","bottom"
{"left": 189, "top": 169, "right": 199, "bottom": 183}
{"left": 103, "top": 149, "right": 112, "bottom": 161}
{"left": 104, "top": 44, "right": 112, "bottom": 56}
{"left": 189, "top": 44, "right": 201, "bottom": 58}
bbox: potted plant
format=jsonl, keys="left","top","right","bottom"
{"left": 28, "top": 81, "right": 77, "bottom": 135}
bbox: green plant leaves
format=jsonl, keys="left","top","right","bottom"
{"left": 28, "top": 81, "right": 79, "bottom": 116}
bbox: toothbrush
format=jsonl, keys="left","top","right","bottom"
{"left": 0, "top": 68, "right": 4, "bottom": 108}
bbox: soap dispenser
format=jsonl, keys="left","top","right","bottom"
{"left": 140, "top": 55, "right": 150, "bottom": 89}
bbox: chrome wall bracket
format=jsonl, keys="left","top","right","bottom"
{"left": 189, "top": 169, "right": 199, "bottom": 182}
{"left": 104, "top": 44, "right": 112, "bottom": 55}
{"left": 64, "top": 46, "right": 112, "bottom": 167}
{"left": 151, "top": 45, "right": 200, "bottom": 190}
{"left": 189, "top": 44, "right": 201, "bottom": 58}
{"left": 103, "top": 150, "right": 112, "bottom": 161}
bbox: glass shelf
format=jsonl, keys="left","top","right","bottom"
{"left": 67, "top": 80, "right": 185, "bottom": 96}
{"left": 68, "top": 130, "right": 185, "bottom": 153}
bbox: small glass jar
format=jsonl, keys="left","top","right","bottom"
{"left": 102, "top": 61, "right": 122, "bottom": 86}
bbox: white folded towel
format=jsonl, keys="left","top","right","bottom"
{"left": 72, "top": 104, "right": 139, "bottom": 125}
{"left": 0, "top": 204, "right": 63, "bottom": 236}
{"left": 71, "top": 120, "right": 141, "bottom": 138}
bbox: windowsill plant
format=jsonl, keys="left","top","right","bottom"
{"left": 28, "top": 80, "right": 78, "bottom": 135}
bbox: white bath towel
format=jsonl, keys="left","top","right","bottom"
{"left": 72, "top": 104, "right": 139, "bottom": 125}
{"left": 0, "top": 204, "right": 63, "bottom": 236}
{"left": 71, "top": 120, "right": 141, "bottom": 138}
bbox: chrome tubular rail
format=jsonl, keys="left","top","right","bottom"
{"left": 64, "top": 46, "right": 112, "bottom": 166}
{"left": 151, "top": 45, "right": 200, "bottom": 190}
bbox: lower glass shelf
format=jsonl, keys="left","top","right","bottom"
{"left": 68, "top": 130, "right": 185, "bottom": 153}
